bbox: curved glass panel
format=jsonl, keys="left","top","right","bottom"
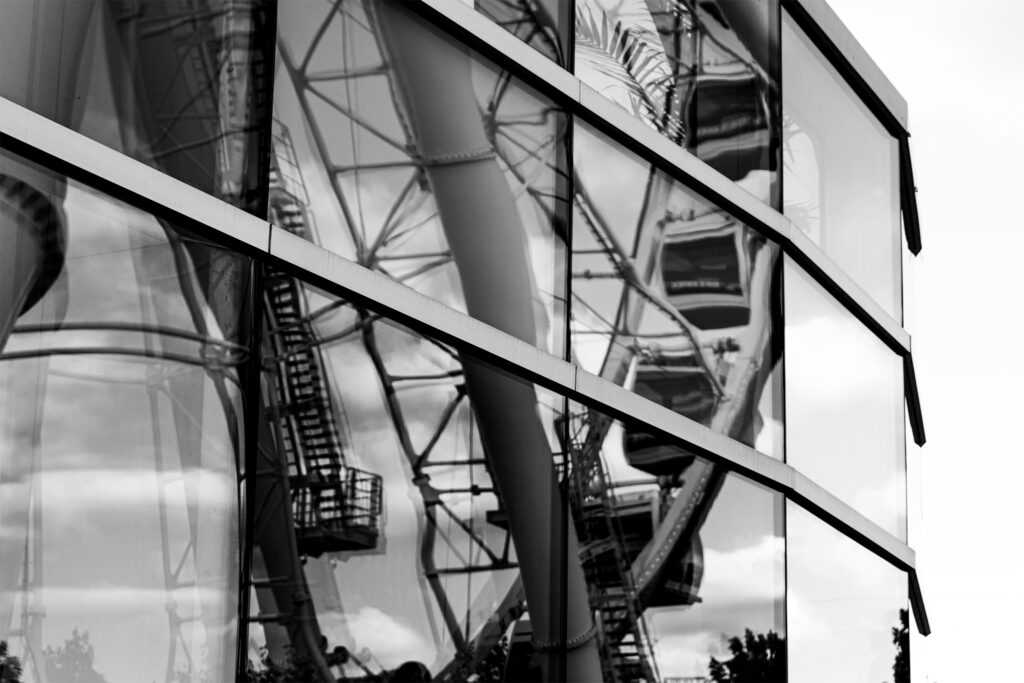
{"left": 787, "top": 503, "right": 909, "bottom": 683}
{"left": 273, "top": 0, "right": 569, "bottom": 357}
{"left": 782, "top": 11, "right": 901, "bottom": 318}
{"left": 572, "top": 123, "right": 785, "bottom": 467}
{"left": 575, "top": 0, "right": 781, "bottom": 206}
{"left": 0, "top": 152, "right": 245, "bottom": 683}
{"left": 784, "top": 258, "right": 906, "bottom": 539}
{"left": 0, "top": 0, "right": 274, "bottom": 215}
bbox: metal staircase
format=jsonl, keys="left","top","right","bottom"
{"left": 563, "top": 412, "right": 658, "bottom": 683}
{"left": 264, "top": 129, "right": 382, "bottom": 557}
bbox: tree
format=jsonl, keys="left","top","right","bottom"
{"left": 243, "top": 647, "right": 319, "bottom": 683}
{"left": 42, "top": 629, "right": 108, "bottom": 683}
{"left": 892, "top": 608, "right": 910, "bottom": 683}
{"left": 708, "top": 629, "right": 786, "bottom": 682}
{"left": 0, "top": 640, "right": 23, "bottom": 683}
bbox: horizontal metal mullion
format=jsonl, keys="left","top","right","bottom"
{"left": 0, "top": 94, "right": 928, "bottom": 629}
{"left": 407, "top": 0, "right": 912, "bottom": 359}
{"left": 0, "top": 99, "right": 271, "bottom": 258}
{"left": 408, "top": 0, "right": 925, "bottom": 448}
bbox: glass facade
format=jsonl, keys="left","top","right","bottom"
{"left": 274, "top": 1, "right": 570, "bottom": 357}
{"left": 572, "top": 123, "right": 785, "bottom": 462}
{"left": 784, "top": 258, "right": 907, "bottom": 539}
{"left": 575, "top": 0, "right": 781, "bottom": 206}
{"left": 0, "top": 0, "right": 275, "bottom": 216}
{"left": 782, "top": 11, "right": 902, "bottom": 318}
{"left": 0, "top": 151, "right": 248, "bottom": 683}
{"left": 787, "top": 503, "right": 908, "bottom": 683}
{"left": 0, "top": 2, "right": 922, "bottom": 682}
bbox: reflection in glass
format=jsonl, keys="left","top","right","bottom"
{"left": 273, "top": 0, "right": 569, "bottom": 356}
{"left": 249, "top": 280, "right": 531, "bottom": 680}
{"left": 475, "top": 0, "right": 570, "bottom": 66}
{"left": 563, "top": 410, "right": 786, "bottom": 681}
{"left": 782, "top": 11, "right": 901, "bottom": 317}
{"left": 575, "top": 0, "right": 780, "bottom": 205}
{"left": 0, "top": 0, "right": 274, "bottom": 215}
{"left": 246, "top": 268, "right": 785, "bottom": 681}
{"left": 788, "top": 503, "right": 908, "bottom": 683}
{"left": 572, "top": 124, "right": 784, "bottom": 467}
{"left": 0, "top": 152, "right": 247, "bottom": 683}
{"left": 784, "top": 259, "right": 906, "bottom": 539}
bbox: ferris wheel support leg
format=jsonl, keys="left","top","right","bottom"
{"left": 373, "top": 4, "right": 602, "bottom": 680}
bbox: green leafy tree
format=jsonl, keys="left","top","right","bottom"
{"left": 708, "top": 629, "right": 786, "bottom": 682}
{"left": 42, "top": 629, "right": 108, "bottom": 683}
{"left": 0, "top": 640, "right": 23, "bottom": 683}
{"left": 893, "top": 608, "right": 910, "bottom": 683}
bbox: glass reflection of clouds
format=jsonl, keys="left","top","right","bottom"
{"left": 0, "top": 154, "right": 244, "bottom": 683}
{"left": 782, "top": 11, "right": 901, "bottom": 319}
{"left": 784, "top": 259, "right": 906, "bottom": 540}
{"left": 788, "top": 503, "right": 906, "bottom": 683}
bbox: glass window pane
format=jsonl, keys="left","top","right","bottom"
{"left": 475, "top": 0, "right": 570, "bottom": 66}
{"left": 787, "top": 503, "right": 909, "bottom": 683}
{"left": 0, "top": 0, "right": 274, "bottom": 215}
{"left": 249, "top": 278, "right": 527, "bottom": 680}
{"left": 274, "top": 0, "right": 570, "bottom": 357}
{"left": 782, "top": 11, "right": 901, "bottom": 318}
{"left": 784, "top": 258, "right": 906, "bottom": 539}
{"left": 561, "top": 400, "right": 786, "bottom": 682}
{"left": 246, "top": 275, "right": 785, "bottom": 682}
{"left": 573, "top": 122, "right": 785, "bottom": 464}
{"left": 575, "top": 0, "right": 781, "bottom": 206}
{"left": 0, "top": 151, "right": 246, "bottom": 682}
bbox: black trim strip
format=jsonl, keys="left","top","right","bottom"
{"left": 910, "top": 570, "right": 932, "bottom": 635}
{"left": 904, "top": 353, "right": 926, "bottom": 446}
{"left": 782, "top": 0, "right": 923, "bottom": 256}
{"left": 781, "top": 0, "right": 903, "bottom": 136}
{"left": 900, "top": 135, "right": 923, "bottom": 254}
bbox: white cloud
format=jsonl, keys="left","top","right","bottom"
{"left": 344, "top": 606, "right": 435, "bottom": 669}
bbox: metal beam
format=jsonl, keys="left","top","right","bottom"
{"left": 0, "top": 93, "right": 930, "bottom": 632}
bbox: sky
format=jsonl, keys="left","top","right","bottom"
{"left": 824, "top": 1, "right": 1024, "bottom": 681}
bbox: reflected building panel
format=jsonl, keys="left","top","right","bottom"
{"left": 0, "top": 151, "right": 247, "bottom": 683}
{"left": 572, "top": 123, "right": 784, "bottom": 472}
{"left": 574, "top": 0, "right": 780, "bottom": 206}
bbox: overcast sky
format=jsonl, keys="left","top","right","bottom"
{"left": 823, "top": 1, "right": 1024, "bottom": 681}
